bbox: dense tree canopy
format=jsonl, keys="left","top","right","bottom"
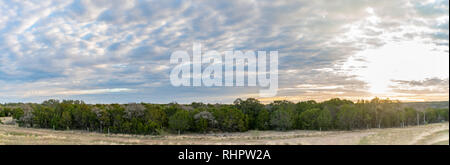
{"left": 1, "top": 98, "right": 448, "bottom": 135}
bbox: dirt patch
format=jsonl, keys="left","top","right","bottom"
{"left": 414, "top": 129, "right": 449, "bottom": 145}
{"left": 356, "top": 123, "right": 449, "bottom": 145}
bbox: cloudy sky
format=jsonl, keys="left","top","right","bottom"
{"left": 0, "top": 0, "right": 448, "bottom": 104}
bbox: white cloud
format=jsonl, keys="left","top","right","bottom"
{"left": 0, "top": 0, "right": 448, "bottom": 103}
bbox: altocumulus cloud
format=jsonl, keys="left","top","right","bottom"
{"left": 0, "top": 0, "right": 448, "bottom": 103}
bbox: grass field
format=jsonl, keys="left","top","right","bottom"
{"left": 1, "top": 117, "right": 448, "bottom": 145}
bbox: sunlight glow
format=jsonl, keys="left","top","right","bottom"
{"left": 342, "top": 41, "right": 449, "bottom": 96}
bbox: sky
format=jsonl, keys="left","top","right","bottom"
{"left": 0, "top": 0, "right": 448, "bottom": 104}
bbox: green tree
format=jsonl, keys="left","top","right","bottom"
{"left": 213, "top": 106, "right": 248, "bottom": 132}
{"left": 169, "top": 110, "right": 192, "bottom": 134}
{"left": 336, "top": 104, "right": 358, "bottom": 130}
{"left": 296, "top": 100, "right": 318, "bottom": 115}
{"left": 144, "top": 104, "right": 168, "bottom": 129}
{"left": 270, "top": 100, "right": 297, "bottom": 129}
{"left": 234, "top": 98, "right": 264, "bottom": 130}
{"left": 12, "top": 108, "right": 24, "bottom": 120}
{"left": 61, "top": 111, "right": 72, "bottom": 130}
{"left": 193, "top": 111, "right": 216, "bottom": 133}
{"left": 317, "top": 108, "right": 332, "bottom": 130}
{"left": 164, "top": 103, "right": 182, "bottom": 117}
{"left": 437, "top": 108, "right": 449, "bottom": 121}
{"left": 255, "top": 108, "right": 270, "bottom": 130}
{"left": 298, "top": 108, "right": 320, "bottom": 130}
{"left": 270, "top": 108, "right": 294, "bottom": 131}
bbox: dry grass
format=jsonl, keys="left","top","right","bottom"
{"left": 0, "top": 117, "right": 448, "bottom": 145}
{"left": 357, "top": 122, "right": 449, "bottom": 145}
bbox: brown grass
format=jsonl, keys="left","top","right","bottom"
{"left": 0, "top": 117, "right": 448, "bottom": 145}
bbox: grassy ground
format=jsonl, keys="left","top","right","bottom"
{"left": 0, "top": 117, "right": 448, "bottom": 145}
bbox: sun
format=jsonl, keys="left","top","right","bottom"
{"left": 368, "top": 80, "right": 390, "bottom": 94}
{"left": 342, "top": 40, "right": 449, "bottom": 98}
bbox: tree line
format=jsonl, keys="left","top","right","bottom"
{"left": 0, "top": 98, "right": 448, "bottom": 134}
